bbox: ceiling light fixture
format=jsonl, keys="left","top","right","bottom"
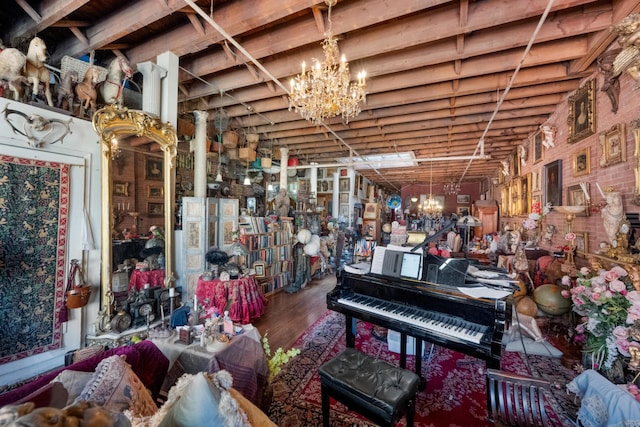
{"left": 288, "top": 0, "right": 366, "bottom": 125}
{"left": 423, "top": 161, "right": 442, "bottom": 216}
{"left": 443, "top": 178, "right": 461, "bottom": 195}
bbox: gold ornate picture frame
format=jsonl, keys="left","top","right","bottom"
{"left": 575, "top": 232, "right": 589, "bottom": 256}
{"left": 599, "top": 123, "right": 626, "bottom": 167}
{"left": 567, "top": 184, "right": 589, "bottom": 217}
{"left": 567, "top": 79, "right": 596, "bottom": 144}
{"left": 113, "top": 181, "right": 129, "bottom": 196}
{"left": 532, "top": 130, "right": 544, "bottom": 164}
{"left": 572, "top": 147, "right": 590, "bottom": 177}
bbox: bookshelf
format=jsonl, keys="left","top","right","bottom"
{"left": 239, "top": 216, "right": 293, "bottom": 295}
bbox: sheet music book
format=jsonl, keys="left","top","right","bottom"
{"left": 370, "top": 245, "right": 423, "bottom": 278}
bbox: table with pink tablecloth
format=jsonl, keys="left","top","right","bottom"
{"left": 195, "top": 275, "right": 267, "bottom": 324}
{"left": 129, "top": 269, "right": 165, "bottom": 290}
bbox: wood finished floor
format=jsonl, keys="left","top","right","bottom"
{"left": 253, "top": 274, "right": 337, "bottom": 351}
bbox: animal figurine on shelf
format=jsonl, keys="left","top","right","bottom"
{"left": 98, "top": 57, "right": 133, "bottom": 106}
{"left": 24, "top": 36, "right": 54, "bottom": 106}
{"left": 75, "top": 66, "right": 102, "bottom": 118}
{"left": 0, "top": 41, "right": 27, "bottom": 101}
{"left": 56, "top": 69, "right": 77, "bottom": 112}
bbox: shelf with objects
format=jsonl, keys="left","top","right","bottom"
{"left": 238, "top": 215, "right": 293, "bottom": 296}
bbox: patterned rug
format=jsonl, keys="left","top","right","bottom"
{"left": 0, "top": 156, "right": 70, "bottom": 363}
{"left": 267, "top": 310, "right": 578, "bottom": 426}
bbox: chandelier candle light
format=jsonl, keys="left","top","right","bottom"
{"left": 288, "top": 0, "right": 366, "bottom": 124}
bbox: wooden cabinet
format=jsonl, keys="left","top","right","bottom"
{"left": 473, "top": 200, "right": 499, "bottom": 238}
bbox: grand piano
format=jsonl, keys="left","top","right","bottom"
{"left": 326, "top": 220, "right": 512, "bottom": 384}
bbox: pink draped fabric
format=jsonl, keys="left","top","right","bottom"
{"left": 195, "top": 275, "right": 266, "bottom": 323}
{"left": 129, "top": 269, "right": 165, "bottom": 290}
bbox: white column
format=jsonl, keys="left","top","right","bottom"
{"left": 193, "top": 110, "right": 209, "bottom": 198}
{"left": 310, "top": 162, "right": 318, "bottom": 196}
{"left": 136, "top": 61, "right": 166, "bottom": 116}
{"left": 279, "top": 147, "right": 289, "bottom": 191}
{"left": 157, "top": 51, "right": 179, "bottom": 129}
{"left": 332, "top": 172, "right": 339, "bottom": 219}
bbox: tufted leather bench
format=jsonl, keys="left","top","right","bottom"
{"left": 318, "top": 347, "right": 421, "bottom": 427}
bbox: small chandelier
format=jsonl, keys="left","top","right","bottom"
{"left": 443, "top": 178, "right": 461, "bottom": 195}
{"left": 422, "top": 196, "right": 443, "bottom": 216}
{"left": 288, "top": 0, "right": 366, "bottom": 124}
{"left": 423, "top": 161, "right": 442, "bottom": 216}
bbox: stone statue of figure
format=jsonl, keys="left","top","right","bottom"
{"left": 275, "top": 188, "right": 290, "bottom": 219}
{"left": 602, "top": 191, "right": 624, "bottom": 245}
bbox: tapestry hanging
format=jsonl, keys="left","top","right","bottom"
{"left": 0, "top": 155, "right": 70, "bottom": 364}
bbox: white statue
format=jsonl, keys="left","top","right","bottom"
{"left": 540, "top": 124, "right": 556, "bottom": 148}
{"left": 275, "top": 188, "right": 290, "bottom": 219}
{"left": 601, "top": 190, "right": 624, "bottom": 245}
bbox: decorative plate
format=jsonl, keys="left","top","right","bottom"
{"left": 386, "top": 194, "right": 402, "bottom": 209}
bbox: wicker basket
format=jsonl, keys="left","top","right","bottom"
{"left": 61, "top": 55, "right": 108, "bottom": 82}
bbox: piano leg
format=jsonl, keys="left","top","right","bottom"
{"left": 345, "top": 314, "right": 355, "bottom": 348}
{"left": 400, "top": 332, "right": 407, "bottom": 369}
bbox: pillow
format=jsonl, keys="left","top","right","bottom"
{"left": 51, "top": 370, "right": 94, "bottom": 405}
{"left": 76, "top": 355, "right": 157, "bottom": 418}
{"left": 156, "top": 372, "right": 226, "bottom": 427}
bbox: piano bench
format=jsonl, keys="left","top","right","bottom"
{"left": 318, "top": 347, "right": 421, "bottom": 427}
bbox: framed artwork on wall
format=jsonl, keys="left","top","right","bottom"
{"left": 339, "top": 178, "right": 349, "bottom": 192}
{"left": 575, "top": 232, "right": 589, "bottom": 256}
{"left": 339, "top": 193, "right": 349, "bottom": 204}
{"left": 532, "top": 168, "right": 541, "bottom": 192}
{"left": 567, "top": 79, "right": 595, "bottom": 144}
{"left": 147, "top": 185, "right": 163, "bottom": 198}
{"left": 543, "top": 160, "right": 562, "bottom": 207}
{"left": 113, "top": 181, "right": 129, "bottom": 196}
{"left": 457, "top": 206, "right": 469, "bottom": 216}
{"left": 145, "top": 157, "right": 163, "bottom": 180}
{"left": 572, "top": 147, "right": 590, "bottom": 176}
{"left": 532, "top": 131, "right": 544, "bottom": 163}
{"left": 599, "top": 123, "right": 626, "bottom": 167}
{"left": 567, "top": 184, "right": 589, "bottom": 217}
{"left": 456, "top": 194, "right": 470, "bottom": 204}
{"left": 147, "top": 202, "right": 164, "bottom": 216}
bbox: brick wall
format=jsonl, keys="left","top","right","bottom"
{"left": 499, "top": 46, "right": 640, "bottom": 255}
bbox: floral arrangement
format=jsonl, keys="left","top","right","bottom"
{"left": 562, "top": 266, "right": 640, "bottom": 371}
{"left": 523, "top": 200, "right": 551, "bottom": 230}
{"left": 262, "top": 332, "right": 301, "bottom": 381}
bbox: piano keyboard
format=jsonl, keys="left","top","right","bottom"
{"left": 337, "top": 294, "right": 488, "bottom": 344}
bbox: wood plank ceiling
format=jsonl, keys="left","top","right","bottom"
{"left": 2, "top": 0, "right": 638, "bottom": 191}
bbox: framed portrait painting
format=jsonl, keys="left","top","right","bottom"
{"left": 147, "top": 185, "right": 163, "bottom": 198}
{"left": 145, "top": 157, "right": 163, "bottom": 180}
{"left": 543, "top": 160, "right": 562, "bottom": 207}
{"left": 567, "top": 79, "right": 595, "bottom": 144}
{"left": 572, "top": 147, "right": 590, "bottom": 177}
{"left": 599, "top": 123, "right": 626, "bottom": 167}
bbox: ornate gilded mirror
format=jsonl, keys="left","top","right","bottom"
{"left": 93, "top": 104, "right": 177, "bottom": 315}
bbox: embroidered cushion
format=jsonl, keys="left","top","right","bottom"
{"left": 76, "top": 355, "right": 157, "bottom": 418}
{"left": 51, "top": 370, "right": 94, "bottom": 405}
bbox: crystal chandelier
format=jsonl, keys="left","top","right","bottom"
{"left": 288, "top": 0, "right": 366, "bottom": 124}
{"left": 443, "top": 178, "right": 460, "bottom": 195}
{"left": 422, "top": 162, "right": 442, "bottom": 216}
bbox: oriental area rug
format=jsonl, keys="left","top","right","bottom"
{"left": 268, "top": 310, "right": 578, "bottom": 427}
{"left": 0, "top": 156, "right": 69, "bottom": 363}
